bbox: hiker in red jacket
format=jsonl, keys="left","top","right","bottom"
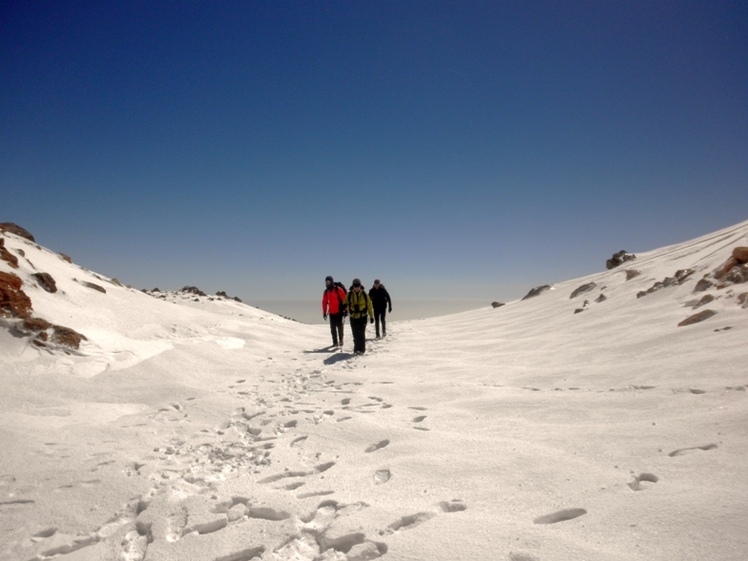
{"left": 322, "top": 275, "right": 347, "bottom": 348}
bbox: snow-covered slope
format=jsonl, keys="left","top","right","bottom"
{"left": 1, "top": 220, "right": 747, "bottom": 561}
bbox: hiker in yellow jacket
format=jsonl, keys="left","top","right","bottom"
{"left": 344, "top": 278, "right": 374, "bottom": 355}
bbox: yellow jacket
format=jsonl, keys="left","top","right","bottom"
{"left": 344, "top": 290, "right": 374, "bottom": 319}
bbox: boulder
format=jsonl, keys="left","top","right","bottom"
{"left": 0, "top": 223, "right": 35, "bottom": 241}
{"left": 33, "top": 272, "right": 57, "bottom": 293}
{"left": 733, "top": 247, "right": 748, "bottom": 263}
{"left": 625, "top": 269, "right": 641, "bottom": 281}
{"left": 606, "top": 250, "right": 636, "bottom": 270}
{"left": 491, "top": 301, "right": 505, "bottom": 308}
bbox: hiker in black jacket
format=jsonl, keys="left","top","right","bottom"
{"left": 368, "top": 279, "right": 392, "bottom": 338}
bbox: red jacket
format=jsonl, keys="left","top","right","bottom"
{"left": 322, "top": 286, "right": 346, "bottom": 315}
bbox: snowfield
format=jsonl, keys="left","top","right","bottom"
{"left": 1, "top": 220, "right": 747, "bottom": 561}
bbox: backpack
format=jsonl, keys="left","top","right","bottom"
{"left": 333, "top": 282, "right": 348, "bottom": 317}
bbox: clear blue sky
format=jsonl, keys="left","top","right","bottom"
{"left": 2, "top": 1, "right": 746, "bottom": 302}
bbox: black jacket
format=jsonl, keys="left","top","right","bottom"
{"left": 368, "top": 285, "right": 392, "bottom": 311}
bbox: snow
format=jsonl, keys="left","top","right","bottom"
{"left": 1, "top": 220, "right": 747, "bottom": 561}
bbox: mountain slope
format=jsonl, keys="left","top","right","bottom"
{"left": 1, "top": 220, "right": 747, "bottom": 561}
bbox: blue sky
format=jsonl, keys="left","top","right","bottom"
{"left": 2, "top": 1, "right": 747, "bottom": 303}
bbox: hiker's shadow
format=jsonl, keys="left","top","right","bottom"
{"left": 303, "top": 346, "right": 338, "bottom": 354}
{"left": 323, "top": 352, "right": 355, "bottom": 365}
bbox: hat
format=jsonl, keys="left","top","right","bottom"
{"left": 352, "top": 278, "right": 361, "bottom": 286}
{"left": 325, "top": 276, "right": 333, "bottom": 283}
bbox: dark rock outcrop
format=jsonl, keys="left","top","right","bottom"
{"left": 678, "top": 309, "right": 717, "bottom": 327}
{"left": 625, "top": 269, "right": 641, "bottom": 281}
{"left": 33, "top": 272, "right": 57, "bottom": 293}
{"left": 637, "top": 269, "right": 695, "bottom": 298}
{"left": 606, "top": 250, "right": 636, "bottom": 270}
{"left": 81, "top": 281, "right": 106, "bottom": 294}
{"left": 182, "top": 286, "right": 206, "bottom": 296}
{"left": 570, "top": 282, "right": 596, "bottom": 299}
{"left": 491, "top": 301, "right": 505, "bottom": 308}
{"left": 216, "top": 291, "right": 243, "bottom": 302}
{"left": 522, "top": 285, "right": 552, "bottom": 300}
{"left": 0, "top": 223, "right": 35, "bottom": 242}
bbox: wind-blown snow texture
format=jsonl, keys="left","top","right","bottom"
{"left": 1, "top": 220, "right": 747, "bottom": 561}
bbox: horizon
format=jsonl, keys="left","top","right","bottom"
{"left": 2, "top": 1, "right": 746, "bottom": 303}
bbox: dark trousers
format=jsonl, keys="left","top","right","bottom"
{"left": 350, "top": 316, "right": 368, "bottom": 353}
{"left": 374, "top": 308, "right": 387, "bottom": 337}
{"left": 329, "top": 313, "right": 344, "bottom": 346}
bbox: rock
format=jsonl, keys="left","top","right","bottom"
{"left": 32, "top": 272, "right": 57, "bottom": 293}
{"left": 738, "top": 292, "right": 748, "bottom": 307}
{"left": 23, "top": 317, "right": 52, "bottom": 331}
{"left": 522, "top": 285, "right": 552, "bottom": 300}
{"left": 678, "top": 309, "right": 717, "bottom": 327}
{"left": 695, "top": 294, "right": 715, "bottom": 308}
{"left": 51, "top": 325, "right": 87, "bottom": 349}
{"left": 59, "top": 253, "right": 72, "bottom": 263}
{"left": 216, "top": 291, "right": 243, "bottom": 302}
{"left": 491, "top": 301, "right": 505, "bottom": 308}
{"left": 595, "top": 294, "right": 607, "bottom": 303}
{"left": 733, "top": 247, "right": 748, "bottom": 263}
{"left": 570, "top": 282, "right": 596, "bottom": 299}
{"left": 625, "top": 269, "right": 641, "bottom": 281}
{"left": 714, "top": 257, "right": 738, "bottom": 279}
{"left": 693, "top": 278, "right": 714, "bottom": 293}
{"left": 0, "top": 239, "right": 19, "bottom": 268}
{"left": 0, "top": 222, "right": 35, "bottom": 241}
{"left": 0, "top": 271, "right": 32, "bottom": 318}
{"left": 606, "top": 250, "right": 636, "bottom": 270}
{"left": 181, "top": 286, "right": 206, "bottom": 296}
{"left": 723, "top": 264, "right": 748, "bottom": 285}
{"left": 81, "top": 281, "right": 106, "bottom": 294}
{"left": 637, "top": 269, "right": 695, "bottom": 298}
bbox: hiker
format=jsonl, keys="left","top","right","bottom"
{"left": 369, "top": 279, "right": 392, "bottom": 338}
{"left": 322, "top": 276, "right": 347, "bottom": 348}
{"left": 344, "top": 278, "right": 374, "bottom": 354}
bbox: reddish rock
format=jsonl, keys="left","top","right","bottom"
{"left": 51, "top": 325, "right": 87, "bottom": 349}
{"left": 714, "top": 257, "right": 739, "bottom": 279}
{"left": 695, "top": 294, "right": 715, "bottom": 308}
{"left": 723, "top": 264, "right": 748, "bottom": 285}
{"left": 33, "top": 272, "right": 57, "bottom": 293}
{"left": 23, "top": 317, "right": 52, "bottom": 331}
{"left": 0, "top": 242, "right": 18, "bottom": 268}
{"left": 678, "top": 309, "right": 717, "bottom": 327}
{"left": 0, "top": 271, "right": 32, "bottom": 318}
{"left": 59, "top": 253, "right": 72, "bottom": 263}
{"left": 0, "top": 223, "right": 35, "bottom": 241}
{"left": 738, "top": 293, "right": 748, "bottom": 307}
{"left": 733, "top": 247, "right": 748, "bottom": 263}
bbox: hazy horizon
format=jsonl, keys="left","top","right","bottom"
{"left": 248, "top": 298, "right": 490, "bottom": 325}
